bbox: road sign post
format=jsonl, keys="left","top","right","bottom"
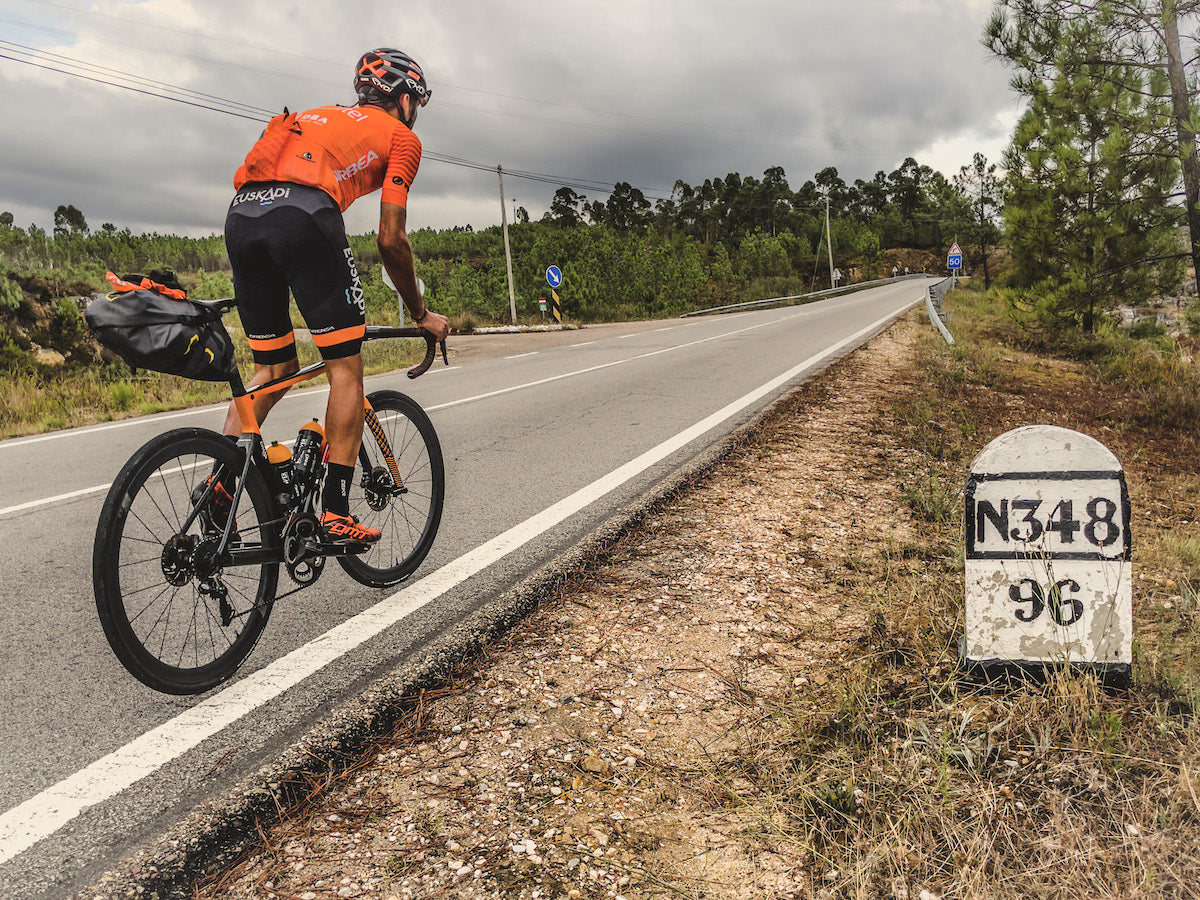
{"left": 546, "top": 266, "right": 563, "bottom": 324}
{"left": 960, "top": 425, "right": 1132, "bottom": 687}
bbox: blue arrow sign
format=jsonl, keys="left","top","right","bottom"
{"left": 546, "top": 265, "right": 563, "bottom": 288}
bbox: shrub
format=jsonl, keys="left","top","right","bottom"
{"left": 0, "top": 274, "right": 21, "bottom": 311}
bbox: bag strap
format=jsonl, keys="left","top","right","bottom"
{"left": 105, "top": 270, "right": 189, "bottom": 301}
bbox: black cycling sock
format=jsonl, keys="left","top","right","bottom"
{"left": 322, "top": 462, "right": 355, "bottom": 517}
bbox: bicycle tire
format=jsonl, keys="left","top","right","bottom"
{"left": 339, "top": 390, "right": 444, "bottom": 588}
{"left": 93, "top": 428, "right": 281, "bottom": 694}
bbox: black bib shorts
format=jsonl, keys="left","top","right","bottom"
{"left": 225, "top": 182, "right": 367, "bottom": 363}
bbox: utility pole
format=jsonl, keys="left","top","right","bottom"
{"left": 498, "top": 165, "right": 517, "bottom": 324}
{"left": 825, "top": 191, "right": 835, "bottom": 289}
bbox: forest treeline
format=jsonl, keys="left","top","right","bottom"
{"left": 0, "top": 157, "right": 974, "bottom": 328}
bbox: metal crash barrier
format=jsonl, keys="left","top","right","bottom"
{"left": 681, "top": 273, "right": 931, "bottom": 317}
{"left": 925, "top": 277, "right": 955, "bottom": 346}
{"left": 683, "top": 271, "right": 956, "bottom": 347}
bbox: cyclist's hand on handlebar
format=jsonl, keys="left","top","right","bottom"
{"left": 419, "top": 309, "right": 450, "bottom": 342}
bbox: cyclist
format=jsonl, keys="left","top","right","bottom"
{"left": 219, "top": 47, "right": 450, "bottom": 546}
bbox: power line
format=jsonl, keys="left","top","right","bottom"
{"left": 1, "top": 17, "right": 972, "bottom": 215}
{"left": 10, "top": 0, "right": 918, "bottom": 153}
{"left": 0, "top": 40, "right": 274, "bottom": 118}
{"left": 0, "top": 47, "right": 673, "bottom": 201}
{"left": 0, "top": 50, "right": 268, "bottom": 121}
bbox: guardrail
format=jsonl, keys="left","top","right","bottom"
{"left": 680, "top": 273, "right": 933, "bottom": 317}
{"left": 925, "top": 276, "right": 955, "bottom": 346}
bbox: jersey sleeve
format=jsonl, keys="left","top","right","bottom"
{"left": 380, "top": 126, "right": 422, "bottom": 208}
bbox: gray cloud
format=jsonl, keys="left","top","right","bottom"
{"left": 0, "top": 0, "right": 1017, "bottom": 236}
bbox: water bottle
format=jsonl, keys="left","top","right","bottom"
{"left": 292, "top": 420, "right": 326, "bottom": 494}
{"left": 265, "top": 441, "right": 293, "bottom": 503}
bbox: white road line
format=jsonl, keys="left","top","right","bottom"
{"left": 424, "top": 311, "right": 794, "bottom": 412}
{"left": 503, "top": 352, "right": 539, "bottom": 360}
{"left": 0, "top": 301, "right": 912, "bottom": 865}
{"left": 569, "top": 341, "right": 596, "bottom": 347}
{"left": 0, "top": 386, "right": 332, "bottom": 452}
{"left": 0, "top": 297, "right": 908, "bottom": 519}
{"left": 0, "top": 316, "right": 777, "bottom": 519}
{"left": 0, "top": 484, "right": 112, "bottom": 517}
{"left": 0, "top": 406, "right": 224, "bottom": 450}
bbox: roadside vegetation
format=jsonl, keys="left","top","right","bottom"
{"left": 27, "top": 0, "right": 1199, "bottom": 894}
{"left": 755, "top": 281, "right": 1200, "bottom": 896}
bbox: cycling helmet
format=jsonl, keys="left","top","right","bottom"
{"left": 354, "top": 48, "right": 431, "bottom": 107}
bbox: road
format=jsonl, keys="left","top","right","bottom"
{"left": 0, "top": 281, "right": 924, "bottom": 897}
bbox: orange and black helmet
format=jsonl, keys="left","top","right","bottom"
{"left": 354, "top": 48, "right": 431, "bottom": 107}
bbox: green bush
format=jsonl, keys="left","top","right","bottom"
{"left": 0, "top": 274, "right": 21, "bottom": 311}
{"left": 53, "top": 298, "right": 84, "bottom": 342}
{"left": 0, "top": 329, "right": 31, "bottom": 373}
{"left": 188, "top": 270, "right": 235, "bottom": 302}
{"left": 1128, "top": 317, "right": 1167, "bottom": 340}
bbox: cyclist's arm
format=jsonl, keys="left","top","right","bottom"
{"left": 378, "top": 202, "right": 449, "bottom": 341}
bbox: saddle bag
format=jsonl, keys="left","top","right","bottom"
{"left": 84, "top": 271, "right": 237, "bottom": 381}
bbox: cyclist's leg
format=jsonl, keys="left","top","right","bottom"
{"left": 224, "top": 197, "right": 303, "bottom": 435}
{"left": 316, "top": 354, "right": 381, "bottom": 544}
{"left": 220, "top": 359, "right": 300, "bottom": 437}
{"left": 283, "top": 202, "right": 376, "bottom": 541}
{"left": 322, "top": 353, "right": 366, "bottom": 467}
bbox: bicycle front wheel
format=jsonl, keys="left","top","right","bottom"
{"left": 93, "top": 428, "right": 280, "bottom": 694}
{"left": 339, "top": 390, "right": 445, "bottom": 588}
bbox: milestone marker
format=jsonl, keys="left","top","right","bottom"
{"left": 960, "top": 425, "right": 1132, "bottom": 687}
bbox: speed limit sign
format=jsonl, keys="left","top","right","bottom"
{"left": 961, "top": 426, "right": 1132, "bottom": 686}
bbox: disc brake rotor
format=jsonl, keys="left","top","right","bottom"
{"left": 161, "top": 533, "right": 198, "bottom": 586}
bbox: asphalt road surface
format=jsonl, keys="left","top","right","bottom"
{"left": 0, "top": 280, "right": 925, "bottom": 897}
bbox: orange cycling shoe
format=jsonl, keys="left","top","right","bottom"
{"left": 319, "top": 511, "right": 381, "bottom": 545}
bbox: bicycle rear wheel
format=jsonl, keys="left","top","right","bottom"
{"left": 93, "top": 428, "right": 281, "bottom": 694}
{"left": 339, "top": 390, "right": 444, "bottom": 587}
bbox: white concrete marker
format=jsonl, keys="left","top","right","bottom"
{"left": 961, "top": 425, "right": 1132, "bottom": 685}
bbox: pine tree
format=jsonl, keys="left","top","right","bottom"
{"left": 991, "top": 3, "right": 1184, "bottom": 330}
{"left": 955, "top": 153, "right": 1003, "bottom": 289}
{"left": 988, "top": 0, "right": 1199, "bottom": 301}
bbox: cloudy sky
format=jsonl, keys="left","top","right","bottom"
{"left": 0, "top": 0, "right": 1023, "bottom": 237}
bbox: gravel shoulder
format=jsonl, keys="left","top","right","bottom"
{"left": 183, "top": 315, "right": 925, "bottom": 900}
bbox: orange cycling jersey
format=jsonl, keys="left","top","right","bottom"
{"left": 234, "top": 105, "right": 421, "bottom": 212}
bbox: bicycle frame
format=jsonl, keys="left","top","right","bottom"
{"left": 194, "top": 322, "right": 446, "bottom": 564}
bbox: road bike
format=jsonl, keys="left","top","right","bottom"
{"left": 92, "top": 299, "right": 447, "bottom": 695}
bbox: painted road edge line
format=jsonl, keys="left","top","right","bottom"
{"left": 0, "top": 301, "right": 912, "bottom": 864}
